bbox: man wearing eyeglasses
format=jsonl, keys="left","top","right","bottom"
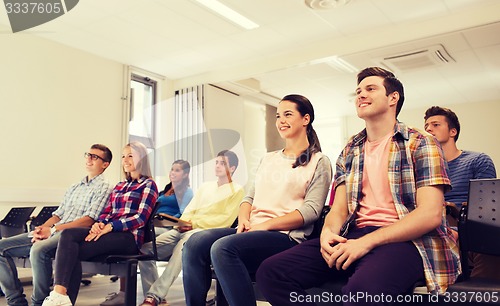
{"left": 0, "top": 144, "right": 113, "bottom": 306}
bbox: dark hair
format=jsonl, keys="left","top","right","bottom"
{"left": 217, "top": 150, "right": 239, "bottom": 172}
{"left": 90, "top": 143, "right": 112, "bottom": 163}
{"left": 357, "top": 67, "right": 405, "bottom": 117}
{"left": 163, "top": 159, "right": 191, "bottom": 200}
{"left": 424, "top": 106, "right": 461, "bottom": 142}
{"left": 280, "top": 94, "right": 322, "bottom": 168}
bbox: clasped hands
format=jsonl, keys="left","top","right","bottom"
{"left": 85, "top": 222, "right": 112, "bottom": 241}
{"left": 236, "top": 219, "right": 269, "bottom": 233}
{"left": 320, "top": 228, "right": 371, "bottom": 270}
{"left": 30, "top": 226, "right": 51, "bottom": 243}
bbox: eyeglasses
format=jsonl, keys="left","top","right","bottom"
{"left": 84, "top": 152, "right": 107, "bottom": 162}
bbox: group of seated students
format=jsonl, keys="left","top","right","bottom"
{"left": 0, "top": 66, "right": 498, "bottom": 306}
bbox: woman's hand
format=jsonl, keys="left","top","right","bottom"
{"left": 237, "top": 219, "right": 251, "bottom": 233}
{"left": 89, "top": 222, "right": 105, "bottom": 234}
{"left": 86, "top": 223, "right": 113, "bottom": 241}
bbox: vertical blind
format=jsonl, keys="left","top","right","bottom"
{"left": 174, "top": 85, "right": 205, "bottom": 190}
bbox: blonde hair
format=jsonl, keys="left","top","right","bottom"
{"left": 123, "top": 141, "right": 152, "bottom": 180}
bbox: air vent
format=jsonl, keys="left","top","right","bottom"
{"left": 305, "top": 0, "right": 351, "bottom": 10}
{"left": 376, "top": 44, "right": 455, "bottom": 72}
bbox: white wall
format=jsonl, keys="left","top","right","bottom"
{"left": 0, "top": 33, "right": 125, "bottom": 217}
{"left": 203, "top": 86, "right": 272, "bottom": 190}
{"left": 342, "top": 100, "right": 500, "bottom": 171}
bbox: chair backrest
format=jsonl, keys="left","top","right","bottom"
{"left": 461, "top": 178, "right": 500, "bottom": 255}
{"left": 30, "top": 206, "right": 59, "bottom": 230}
{"left": 458, "top": 178, "right": 500, "bottom": 279}
{"left": 0, "top": 206, "right": 36, "bottom": 238}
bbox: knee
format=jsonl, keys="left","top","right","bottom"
{"left": 209, "top": 237, "right": 231, "bottom": 264}
{"left": 182, "top": 231, "right": 205, "bottom": 261}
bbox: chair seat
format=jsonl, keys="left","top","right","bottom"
{"left": 447, "top": 278, "right": 500, "bottom": 304}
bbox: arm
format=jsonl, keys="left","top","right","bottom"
{"left": 327, "top": 185, "right": 444, "bottom": 271}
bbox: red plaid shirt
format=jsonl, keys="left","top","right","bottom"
{"left": 99, "top": 177, "right": 158, "bottom": 248}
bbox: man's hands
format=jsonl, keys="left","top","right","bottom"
{"left": 31, "top": 226, "right": 51, "bottom": 243}
{"left": 320, "top": 227, "right": 372, "bottom": 270}
{"left": 85, "top": 222, "right": 112, "bottom": 241}
{"left": 177, "top": 225, "right": 193, "bottom": 233}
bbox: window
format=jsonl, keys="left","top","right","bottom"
{"left": 129, "top": 74, "right": 157, "bottom": 173}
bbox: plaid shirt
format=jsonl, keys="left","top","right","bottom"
{"left": 334, "top": 121, "right": 460, "bottom": 293}
{"left": 53, "top": 174, "right": 111, "bottom": 224}
{"left": 99, "top": 177, "right": 158, "bottom": 248}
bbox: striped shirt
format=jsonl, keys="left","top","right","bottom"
{"left": 334, "top": 121, "right": 460, "bottom": 293}
{"left": 99, "top": 177, "right": 158, "bottom": 248}
{"left": 445, "top": 150, "right": 496, "bottom": 208}
{"left": 53, "top": 173, "right": 111, "bottom": 225}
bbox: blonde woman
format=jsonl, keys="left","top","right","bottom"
{"left": 42, "top": 142, "right": 158, "bottom": 306}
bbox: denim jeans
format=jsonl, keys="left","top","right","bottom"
{"left": 138, "top": 228, "right": 201, "bottom": 299}
{"left": 182, "top": 228, "right": 297, "bottom": 306}
{"left": 0, "top": 232, "right": 59, "bottom": 306}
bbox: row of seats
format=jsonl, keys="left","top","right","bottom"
{"left": 0, "top": 205, "right": 158, "bottom": 306}
{"left": 0, "top": 206, "right": 58, "bottom": 239}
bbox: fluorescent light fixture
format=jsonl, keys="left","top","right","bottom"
{"left": 194, "top": 0, "right": 259, "bottom": 30}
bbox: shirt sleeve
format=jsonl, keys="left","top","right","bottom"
{"left": 111, "top": 179, "right": 158, "bottom": 232}
{"left": 84, "top": 183, "right": 112, "bottom": 220}
{"left": 475, "top": 153, "right": 497, "bottom": 179}
{"left": 413, "top": 134, "right": 451, "bottom": 191}
{"left": 296, "top": 155, "right": 333, "bottom": 225}
{"left": 52, "top": 183, "right": 77, "bottom": 218}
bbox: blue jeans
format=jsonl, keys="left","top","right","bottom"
{"left": 0, "top": 232, "right": 59, "bottom": 306}
{"left": 182, "top": 228, "right": 297, "bottom": 306}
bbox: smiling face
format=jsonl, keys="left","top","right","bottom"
{"left": 121, "top": 146, "right": 140, "bottom": 178}
{"left": 85, "top": 148, "right": 109, "bottom": 178}
{"left": 355, "top": 75, "right": 398, "bottom": 120}
{"left": 275, "top": 100, "right": 309, "bottom": 140}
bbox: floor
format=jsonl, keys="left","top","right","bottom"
{"left": 0, "top": 264, "right": 271, "bottom": 306}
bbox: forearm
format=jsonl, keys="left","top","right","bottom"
{"left": 54, "top": 216, "right": 95, "bottom": 232}
{"left": 259, "top": 210, "right": 304, "bottom": 231}
{"left": 41, "top": 215, "right": 61, "bottom": 228}
{"left": 238, "top": 202, "right": 252, "bottom": 222}
{"left": 323, "top": 184, "right": 348, "bottom": 235}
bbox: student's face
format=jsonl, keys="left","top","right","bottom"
{"left": 424, "top": 115, "right": 456, "bottom": 144}
{"left": 122, "top": 146, "right": 139, "bottom": 175}
{"left": 169, "top": 163, "right": 187, "bottom": 184}
{"left": 355, "top": 76, "right": 398, "bottom": 120}
{"left": 214, "top": 156, "right": 232, "bottom": 179}
{"left": 85, "top": 148, "right": 109, "bottom": 177}
{"left": 276, "top": 100, "right": 309, "bottom": 140}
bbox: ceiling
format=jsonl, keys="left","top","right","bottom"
{"left": 1, "top": 0, "right": 500, "bottom": 117}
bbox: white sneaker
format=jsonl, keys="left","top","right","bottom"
{"left": 100, "top": 291, "right": 125, "bottom": 306}
{"left": 41, "top": 291, "right": 72, "bottom": 306}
